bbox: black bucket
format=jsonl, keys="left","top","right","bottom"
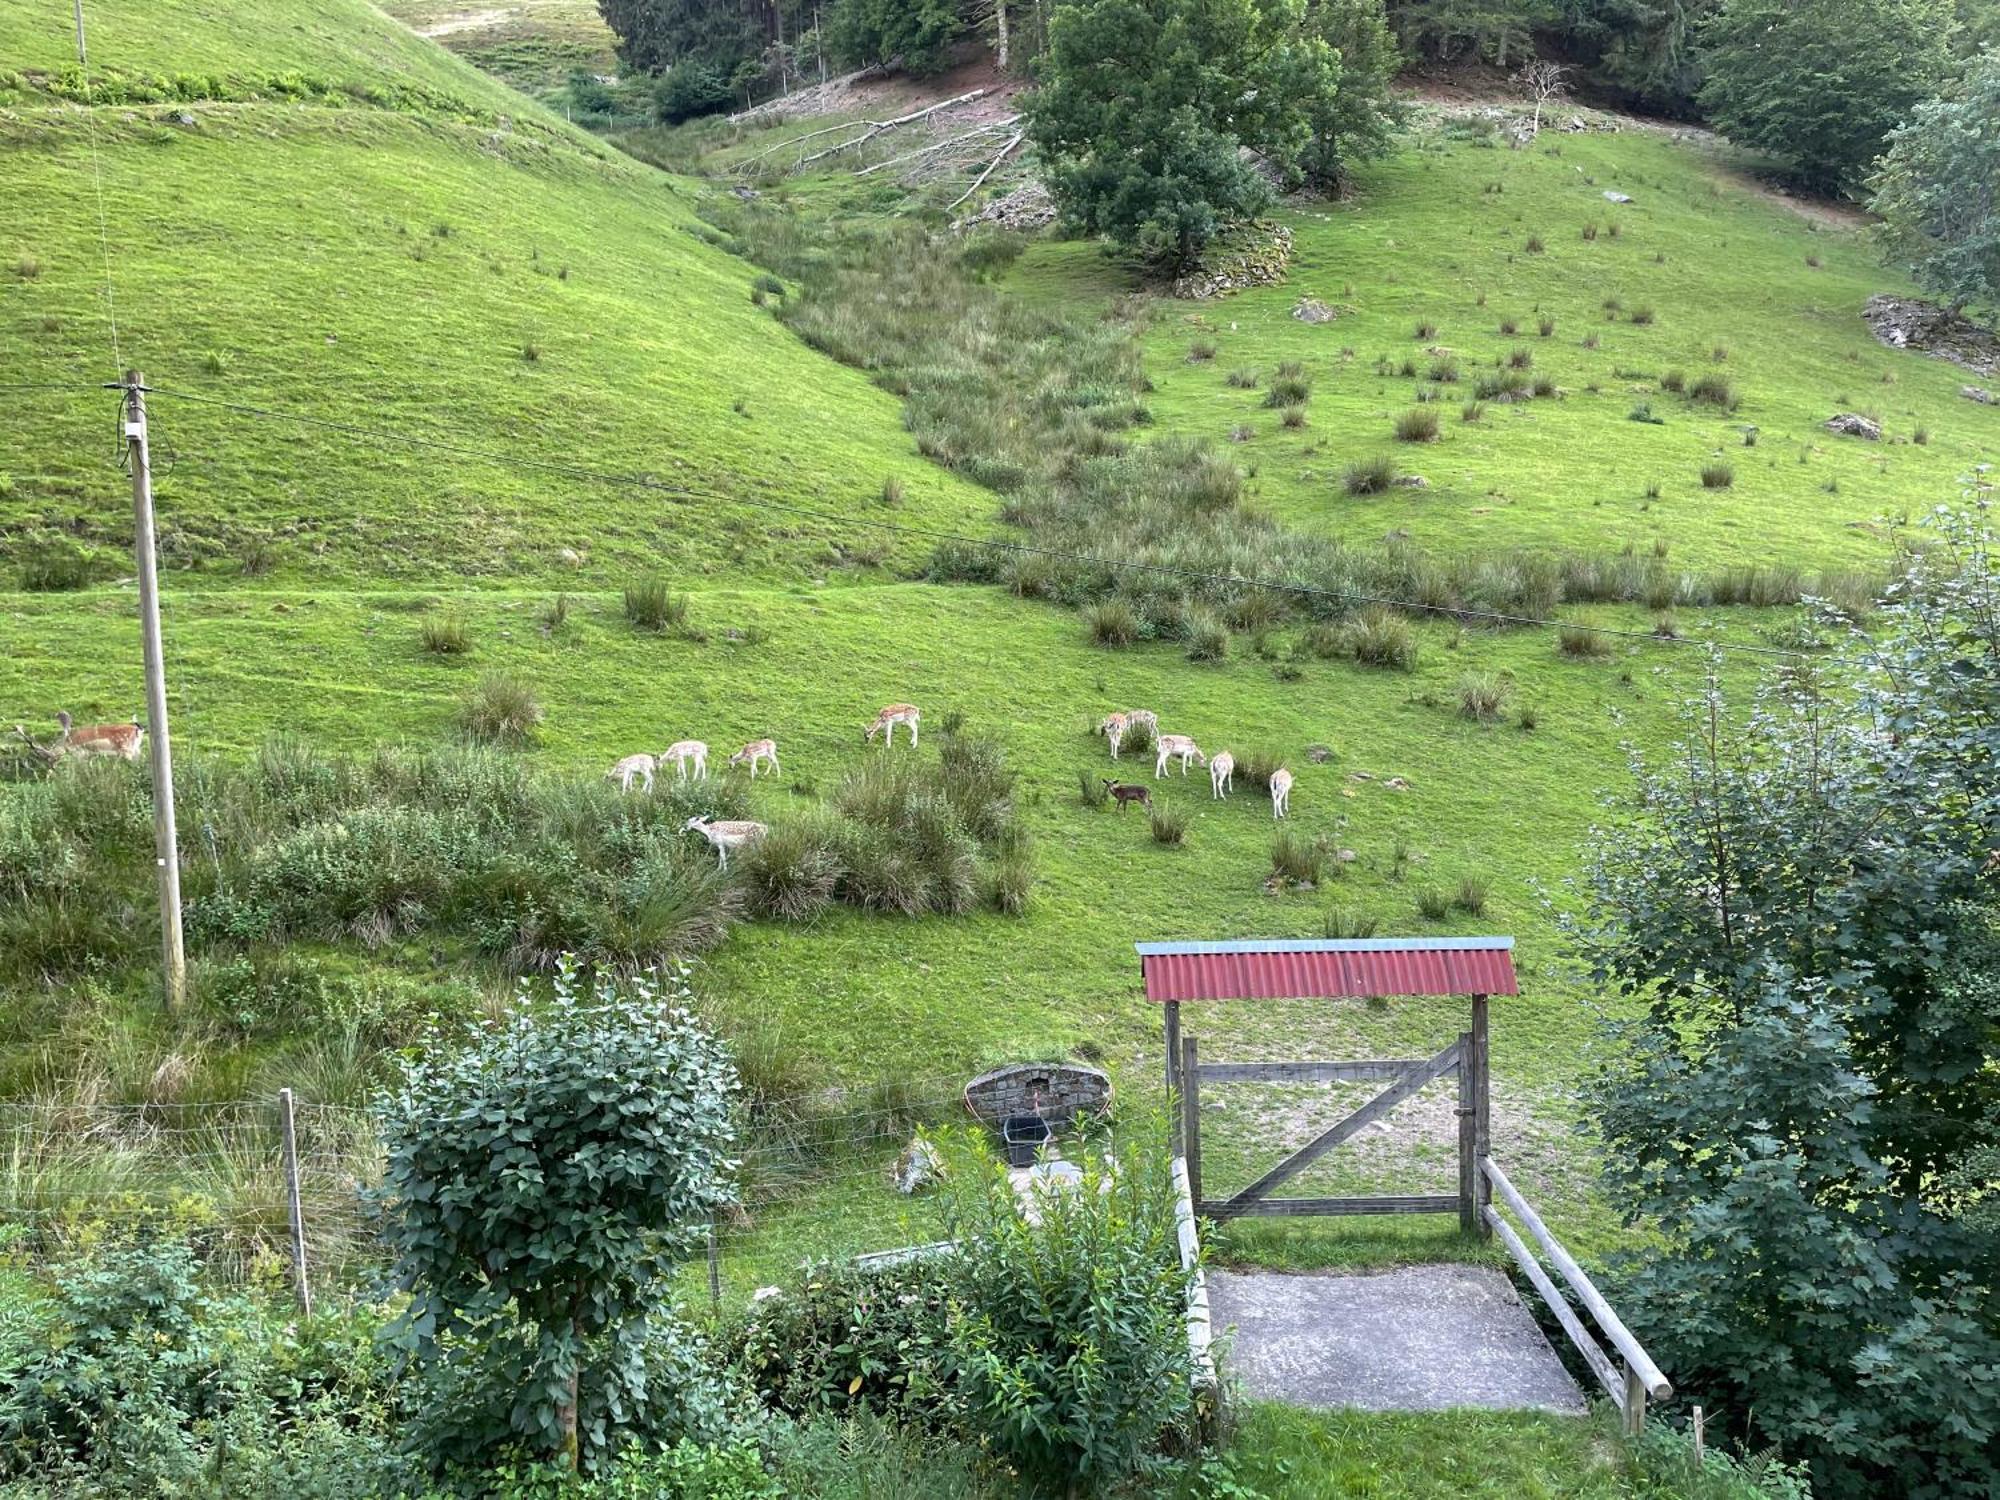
{"left": 1001, "top": 1114, "right": 1052, "bottom": 1168}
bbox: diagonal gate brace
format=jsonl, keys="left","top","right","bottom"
{"left": 1214, "top": 1039, "right": 1462, "bottom": 1218}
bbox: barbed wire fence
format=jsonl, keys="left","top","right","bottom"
{"left": 0, "top": 1073, "right": 1022, "bottom": 1314}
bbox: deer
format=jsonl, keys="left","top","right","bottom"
{"left": 1154, "top": 734, "right": 1205, "bottom": 779}
{"left": 606, "top": 752, "right": 656, "bottom": 793}
{"left": 1270, "top": 767, "right": 1294, "bottom": 819}
{"left": 1209, "top": 750, "right": 1235, "bottom": 800}
{"left": 662, "top": 739, "right": 708, "bottom": 780}
{"left": 865, "top": 704, "right": 920, "bottom": 748}
{"left": 685, "top": 815, "right": 767, "bottom": 869}
{"left": 13, "top": 711, "right": 146, "bottom": 764}
{"left": 730, "top": 738, "right": 780, "bottom": 779}
{"left": 1097, "top": 712, "right": 1132, "bottom": 759}
{"left": 1102, "top": 779, "right": 1153, "bottom": 812}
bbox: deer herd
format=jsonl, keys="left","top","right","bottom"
{"left": 1097, "top": 709, "right": 1296, "bottom": 819}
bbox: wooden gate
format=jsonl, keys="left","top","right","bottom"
{"left": 1175, "top": 1020, "right": 1488, "bottom": 1230}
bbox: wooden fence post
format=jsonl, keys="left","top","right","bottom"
{"left": 1692, "top": 1404, "right": 1705, "bottom": 1462}
{"left": 707, "top": 1221, "right": 722, "bottom": 1313}
{"left": 1456, "top": 1031, "right": 1477, "bottom": 1234}
{"left": 1163, "top": 999, "right": 1182, "bottom": 1151}
{"left": 1470, "top": 994, "right": 1491, "bottom": 1236}
{"left": 279, "top": 1087, "right": 311, "bottom": 1318}
{"left": 1180, "top": 1034, "right": 1202, "bottom": 1215}
{"left": 1624, "top": 1365, "right": 1647, "bottom": 1436}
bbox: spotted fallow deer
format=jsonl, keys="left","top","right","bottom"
{"left": 1097, "top": 712, "right": 1132, "bottom": 759}
{"left": 606, "top": 753, "right": 656, "bottom": 793}
{"left": 50, "top": 711, "right": 146, "bottom": 761}
{"left": 730, "top": 738, "right": 780, "bottom": 779}
{"left": 685, "top": 815, "right": 767, "bottom": 869}
{"left": 1154, "top": 734, "right": 1205, "bottom": 779}
{"left": 865, "top": 704, "right": 920, "bottom": 748}
{"left": 662, "top": 740, "right": 708, "bottom": 780}
{"left": 1270, "top": 767, "right": 1294, "bottom": 819}
{"left": 1209, "top": 750, "right": 1235, "bottom": 800}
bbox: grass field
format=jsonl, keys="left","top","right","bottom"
{"left": 1, "top": 1, "right": 1982, "bottom": 1486}
{"left": 376, "top": 0, "right": 620, "bottom": 99}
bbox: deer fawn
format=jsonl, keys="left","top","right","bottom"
{"left": 1102, "top": 779, "right": 1153, "bottom": 812}
{"left": 662, "top": 740, "right": 708, "bottom": 780}
{"left": 1154, "top": 734, "right": 1205, "bottom": 778}
{"left": 865, "top": 704, "right": 920, "bottom": 748}
{"left": 1209, "top": 750, "right": 1235, "bottom": 799}
{"left": 1270, "top": 767, "right": 1294, "bottom": 819}
{"left": 685, "top": 815, "right": 766, "bottom": 869}
{"left": 730, "top": 739, "right": 780, "bottom": 778}
{"left": 606, "top": 753, "right": 656, "bottom": 792}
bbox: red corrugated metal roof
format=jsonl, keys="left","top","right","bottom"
{"left": 1136, "top": 938, "right": 1517, "bottom": 1001}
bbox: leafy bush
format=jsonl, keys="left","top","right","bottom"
{"left": 376, "top": 964, "right": 744, "bottom": 1474}
{"left": 460, "top": 671, "right": 543, "bottom": 745}
{"left": 1148, "top": 803, "right": 1188, "bottom": 845}
{"left": 624, "top": 575, "right": 690, "bottom": 633}
{"left": 654, "top": 59, "right": 731, "bottom": 123}
{"left": 941, "top": 1130, "right": 1196, "bottom": 1492}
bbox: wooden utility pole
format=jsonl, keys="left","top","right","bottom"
{"left": 125, "top": 371, "right": 186, "bottom": 1012}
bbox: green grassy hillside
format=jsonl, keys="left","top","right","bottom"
{"left": 1013, "top": 119, "right": 2000, "bottom": 571}
{"left": 1, "top": 0, "right": 989, "bottom": 588}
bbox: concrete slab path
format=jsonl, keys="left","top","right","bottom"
{"left": 1208, "top": 1263, "right": 1587, "bottom": 1414}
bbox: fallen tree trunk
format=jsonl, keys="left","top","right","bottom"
{"left": 797, "top": 89, "right": 989, "bottom": 167}
{"left": 855, "top": 115, "right": 1019, "bottom": 177}
{"left": 947, "top": 130, "right": 1025, "bottom": 211}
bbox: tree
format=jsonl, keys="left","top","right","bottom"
{"left": 1546, "top": 0, "right": 1717, "bottom": 118}
{"left": 825, "top": 0, "right": 965, "bottom": 72}
{"left": 1871, "top": 49, "right": 2000, "bottom": 323}
{"left": 1573, "top": 500, "right": 2000, "bottom": 1498}
{"left": 1298, "top": 0, "right": 1403, "bottom": 189}
{"left": 1024, "top": 0, "right": 1340, "bottom": 270}
{"left": 1696, "top": 0, "right": 1955, "bottom": 194}
{"left": 1386, "top": 0, "right": 1552, "bottom": 67}
{"left": 374, "top": 962, "right": 741, "bottom": 1474}
{"left": 1515, "top": 56, "right": 1567, "bottom": 135}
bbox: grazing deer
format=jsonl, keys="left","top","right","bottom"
{"left": 39, "top": 711, "right": 146, "bottom": 762}
{"left": 730, "top": 738, "right": 780, "bottom": 779}
{"left": 1097, "top": 712, "right": 1132, "bottom": 759}
{"left": 685, "top": 815, "right": 767, "bottom": 869}
{"left": 1154, "top": 734, "right": 1205, "bottom": 779}
{"left": 1270, "top": 767, "right": 1294, "bottom": 819}
{"left": 606, "top": 752, "right": 656, "bottom": 793}
{"left": 1102, "top": 779, "right": 1153, "bottom": 812}
{"left": 662, "top": 739, "right": 708, "bottom": 780}
{"left": 865, "top": 704, "right": 920, "bottom": 748}
{"left": 1209, "top": 750, "right": 1235, "bottom": 800}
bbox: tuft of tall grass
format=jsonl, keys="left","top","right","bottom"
{"left": 1394, "top": 407, "right": 1441, "bottom": 442}
{"left": 1344, "top": 456, "right": 1398, "bottom": 494}
{"left": 460, "top": 672, "right": 543, "bottom": 745}
{"left": 1085, "top": 599, "right": 1139, "bottom": 647}
{"left": 624, "top": 575, "right": 690, "bottom": 632}
{"left": 1184, "top": 612, "right": 1229, "bottom": 662}
{"left": 1415, "top": 886, "right": 1452, "bottom": 920}
{"left": 1270, "top": 830, "right": 1327, "bottom": 886}
{"left": 419, "top": 615, "right": 471, "bottom": 655}
{"left": 1339, "top": 608, "right": 1418, "bottom": 671}
{"left": 1687, "top": 372, "right": 1738, "bottom": 410}
{"left": 1700, "top": 462, "right": 1734, "bottom": 489}
{"left": 1322, "top": 905, "right": 1379, "bottom": 939}
{"left": 1456, "top": 671, "right": 1511, "bottom": 721}
{"left": 1148, "top": 803, "right": 1188, "bottom": 845}
{"left": 1557, "top": 623, "right": 1614, "bottom": 658}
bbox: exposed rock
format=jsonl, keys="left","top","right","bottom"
{"left": 1348, "top": 770, "right": 1375, "bottom": 781}
{"left": 1964, "top": 385, "right": 1995, "bottom": 405}
{"left": 731, "top": 184, "right": 761, "bottom": 201}
{"left": 1293, "top": 297, "right": 1338, "bottom": 324}
{"left": 1172, "top": 222, "right": 1293, "bottom": 300}
{"left": 751, "top": 1285, "right": 784, "bottom": 1304}
{"left": 1863, "top": 293, "right": 2000, "bottom": 377}
{"left": 892, "top": 1135, "right": 945, "bottom": 1195}
{"left": 1384, "top": 776, "right": 1412, "bottom": 792}
{"left": 955, "top": 180, "right": 1055, "bottom": 233}
{"left": 1305, "top": 744, "right": 1334, "bottom": 763}
{"left": 1334, "top": 847, "right": 1357, "bottom": 863}
{"left": 1603, "top": 190, "right": 1633, "bottom": 204}
{"left": 1394, "top": 474, "right": 1430, "bottom": 489}
{"left": 1824, "top": 413, "right": 1882, "bottom": 440}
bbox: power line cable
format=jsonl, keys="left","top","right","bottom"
{"left": 69, "top": 0, "right": 123, "bottom": 376}
{"left": 142, "top": 383, "right": 1818, "bottom": 660}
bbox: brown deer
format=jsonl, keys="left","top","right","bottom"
{"left": 14, "top": 711, "right": 146, "bottom": 764}
{"left": 1102, "top": 779, "right": 1153, "bottom": 812}
{"left": 865, "top": 704, "right": 920, "bottom": 748}
{"left": 729, "top": 739, "right": 780, "bottom": 779}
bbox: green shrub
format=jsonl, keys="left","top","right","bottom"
{"left": 1629, "top": 304, "right": 1655, "bottom": 325}
{"left": 740, "top": 817, "right": 843, "bottom": 922}
{"left": 625, "top": 575, "right": 690, "bottom": 632}
{"left": 1077, "top": 769, "right": 1109, "bottom": 808}
{"left": 1394, "top": 407, "right": 1440, "bottom": 442}
{"left": 1688, "top": 372, "right": 1738, "bottom": 410}
{"left": 1322, "top": 904, "right": 1379, "bottom": 939}
{"left": 1264, "top": 372, "right": 1311, "bottom": 407}
{"left": 1461, "top": 399, "right": 1487, "bottom": 423}
{"left": 1343, "top": 455, "right": 1397, "bottom": 494}
{"left": 1235, "top": 746, "right": 1287, "bottom": 790}
{"left": 1085, "top": 598, "right": 1138, "bottom": 647}
{"left": 17, "top": 536, "right": 93, "bottom": 592}
{"left": 1148, "top": 803, "right": 1188, "bottom": 845}
{"left": 941, "top": 1129, "right": 1196, "bottom": 1493}
{"left": 1339, "top": 607, "right": 1418, "bottom": 670}
{"left": 1456, "top": 670, "right": 1511, "bottom": 720}
{"left": 1701, "top": 462, "right": 1735, "bottom": 489}
{"left": 1280, "top": 405, "right": 1306, "bottom": 429}
{"left": 1184, "top": 611, "right": 1228, "bottom": 662}
{"left": 1558, "top": 623, "right": 1614, "bottom": 658}
{"left": 1269, "top": 829, "right": 1327, "bottom": 886}
{"left": 1414, "top": 886, "right": 1451, "bottom": 919}
{"left": 420, "top": 615, "right": 471, "bottom": 655}
{"left": 460, "top": 671, "right": 543, "bottom": 745}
